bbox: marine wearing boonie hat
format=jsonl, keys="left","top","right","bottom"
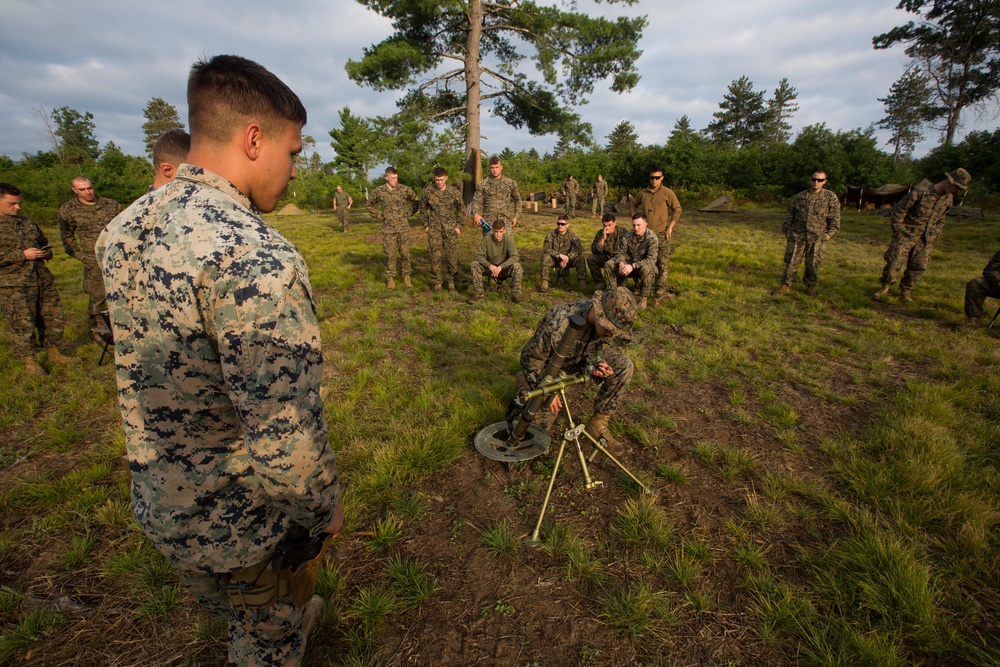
{"left": 592, "top": 286, "right": 637, "bottom": 341}
{"left": 946, "top": 168, "right": 971, "bottom": 190}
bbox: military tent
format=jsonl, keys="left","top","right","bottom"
{"left": 699, "top": 195, "right": 735, "bottom": 212}
{"left": 842, "top": 183, "right": 912, "bottom": 210}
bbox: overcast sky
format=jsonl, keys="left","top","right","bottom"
{"left": 2, "top": 0, "right": 997, "bottom": 165}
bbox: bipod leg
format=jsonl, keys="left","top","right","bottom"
{"left": 580, "top": 429, "right": 658, "bottom": 497}
{"left": 525, "top": 436, "right": 568, "bottom": 547}
{"left": 558, "top": 391, "right": 602, "bottom": 490}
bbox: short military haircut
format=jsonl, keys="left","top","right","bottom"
{"left": 0, "top": 182, "right": 22, "bottom": 198}
{"left": 152, "top": 130, "right": 191, "bottom": 168}
{"left": 71, "top": 175, "right": 90, "bottom": 187}
{"left": 602, "top": 213, "right": 616, "bottom": 223}
{"left": 557, "top": 213, "right": 569, "bottom": 223}
{"left": 649, "top": 167, "right": 664, "bottom": 175}
{"left": 631, "top": 212, "right": 645, "bottom": 221}
{"left": 187, "top": 55, "right": 307, "bottom": 145}
{"left": 433, "top": 167, "right": 447, "bottom": 177}
{"left": 493, "top": 219, "right": 506, "bottom": 231}
{"left": 385, "top": 167, "right": 398, "bottom": 177}
{"left": 489, "top": 156, "right": 502, "bottom": 166}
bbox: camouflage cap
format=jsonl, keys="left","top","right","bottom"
{"left": 946, "top": 168, "right": 971, "bottom": 190}
{"left": 592, "top": 287, "right": 637, "bottom": 340}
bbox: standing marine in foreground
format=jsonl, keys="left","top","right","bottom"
{"left": 774, "top": 170, "right": 840, "bottom": 297}
{"left": 97, "top": 54, "right": 342, "bottom": 667}
{"left": 367, "top": 167, "right": 420, "bottom": 289}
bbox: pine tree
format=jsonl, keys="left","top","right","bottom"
{"left": 706, "top": 76, "right": 769, "bottom": 148}
{"left": 878, "top": 67, "right": 933, "bottom": 165}
{"left": 141, "top": 98, "right": 185, "bottom": 158}
{"left": 328, "top": 107, "right": 381, "bottom": 182}
{"left": 51, "top": 107, "right": 100, "bottom": 165}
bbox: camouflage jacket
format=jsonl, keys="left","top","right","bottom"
{"left": 542, "top": 228, "right": 582, "bottom": 262}
{"left": 0, "top": 213, "right": 54, "bottom": 288}
{"left": 473, "top": 232, "right": 519, "bottom": 269}
{"left": 520, "top": 300, "right": 603, "bottom": 381}
{"left": 590, "top": 226, "right": 626, "bottom": 258}
{"left": 472, "top": 176, "right": 520, "bottom": 225}
{"left": 563, "top": 178, "right": 579, "bottom": 195}
{"left": 983, "top": 250, "right": 1000, "bottom": 290}
{"left": 58, "top": 195, "right": 123, "bottom": 262}
{"left": 890, "top": 183, "right": 954, "bottom": 243}
{"left": 782, "top": 188, "right": 841, "bottom": 240}
{"left": 420, "top": 184, "right": 463, "bottom": 231}
{"left": 614, "top": 229, "right": 659, "bottom": 271}
{"left": 635, "top": 186, "right": 682, "bottom": 235}
{"left": 96, "top": 164, "right": 340, "bottom": 573}
{"left": 366, "top": 183, "right": 419, "bottom": 233}
{"left": 594, "top": 180, "right": 609, "bottom": 198}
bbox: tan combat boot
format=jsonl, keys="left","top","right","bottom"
{"left": 23, "top": 355, "right": 47, "bottom": 377}
{"left": 387, "top": 276, "right": 395, "bottom": 290}
{"left": 46, "top": 347, "right": 80, "bottom": 365}
{"left": 404, "top": 275, "right": 413, "bottom": 289}
{"left": 537, "top": 279, "right": 549, "bottom": 293}
{"left": 447, "top": 280, "right": 455, "bottom": 293}
{"left": 773, "top": 284, "right": 791, "bottom": 296}
{"left": 872, "top": 285, "right": 890, "bottom": 300}
{"left": 637, "top": 296, "right": 648, "bottom": 311}
{"left": 806, "top": 285, "right": 817, "bottom": 297}
{"left": 302, "top": 594, "right": 324, "bottom": 640}
{"left": 898, "top": 288, "right": 912, "bottom": 303}
{"left": 432, "top": 283, "right": 442, "bottom": 292}
{"left": 584, "top": 412, "right": 624, "bottom": 458}
{"left": 955, "top": 317, "right": 980, "bottom": 331}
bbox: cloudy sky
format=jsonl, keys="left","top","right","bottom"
{"left": 1, "top": 0, "right": 997, "bottom": 164}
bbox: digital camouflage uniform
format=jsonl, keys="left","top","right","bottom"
{"left": 0, "top": 212, "right": 66, "bottom": 357}
{"left": 519, "top": 295, "right": 634, "bottom": 415}
{"left": 472, "top": 175, "right": 520, "bottom": 234}
{"left": 58, "top": 195, "right": 123, "bottom": 321}
{"left": 964, "top": 250, "right": 1000, "bottom": 319}
{"left": 333, "top": 190, "right": 352, "bottom": 231}
{"left": 587, "top": 226, "right": 627, "bottom": 290}
{"left": 421, "top": 183, "right": 464, "bottom": 288}
{"left": 635, "top": 185, "right": 681, "bottom": 298}
{"left": 878, "top": 182, "right": 954, "bottom": 293}
{"left": 540, "top": 227, "right": 586, "bottom": 290}
{"left": 367, "top": 182, "right": 419, "bottom": 278}
{"left": 780, "top": 188, "right": 841, "bottom": 288}
{"left": 96, "top": 165, "right": 340, "bottom": 667}
{"left": 471, "top": 231, "right": 522, "bottom": 297}
{"left": 562, "top": 177, "right": 580, "bottom": 218}
{"left": 607, "top": 229, "right": 659, "bottom": 297}
{"left": 592, "top": 179, "right": 609, "bottom": 216}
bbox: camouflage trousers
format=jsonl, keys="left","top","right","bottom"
{"left": 383, "top": 229, "right": 412, "bottom": 277}
{"left": 541, "top": 254, "right": 587, "bottom": 288}
{"left": 337, "top": 208, "right": 349, "bottom": 231}
{"left": 179, "top": 565, "right": 313, "bottom": 667}
{"left": 471, "top": 262, "right": 522, "bottom": 295}
{"left": 0, "top": 279, "right": 66, "bottom": 357}
{"left": 602, "top": 259, "right": 657, "bottom": 297}
{"left": 81, "top": 257, "right": 107, "bottom": 319}
{"left": 565, "top": 194, "right": 577, "bottom": 218}
{"left": 781, "top": 236, "right": 827, "bottom": 287}
{"left": 427, "top": 226, "right": 459, "bottom": 286}
{"left": 879, "top": 235, "right": 934, "bottom": 291}
{"left": 964, "top": 277, "right": 1000, "bottom": 319}
{"left": 654, "top": 231, "right": 672, "bottom": 296}
{"left": 592, "top": 195, "right": 606, "bottom": 216}
{"left": 587, "top": 254, "right": 613, "bottom": 289}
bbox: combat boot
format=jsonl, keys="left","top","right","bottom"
{"left": 537, "top": 279, "right": 549, "bottom": 293}
{"left": 46, "top": 347, "right": 80, "bottom": 365}
{"left": 584, "top": 412, "right": 625, "bottom": 458}
{"left": 773, "top": 284, "right": 791, "bottom": 296}
{"left": 302, "top": 594, "right": 324, "bottom": 640}
{"left": 447, "top": 280, "right": 455, "bottom": 293}
{"left": 23, "top": 356, "right": 46, "bottom": 377}
{"left": 511, "top": 291, "right": 522, "bottom": 304}
{"left": 467, "top": 292, "right": 484, "bottom": 304}
{"left": 653, "top": 290, "right": 675, "bottom": 305}
{"left": 404, "top": 275, "right": 413, "bottom": 289}
{"left": 637, "top": 296, "right": 648, "bottom": 311}
{"left": 955, "top": 317, "right": 980, "bottom": 331}
{"left": 387, "top": 276, "right": 395, "bottom": 290}
{"left": 806, "top": 285, "right": 817, "bottom": 297}
{"left": 872, "top": 285, "right": 890, "bottom": 300}
{"left": 898, "top": 288, "right": 912, "bottom": 303}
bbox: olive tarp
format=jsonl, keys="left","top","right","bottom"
{"left": 699, "top": 195, "right": 735, "bottom": 212}
{"left": 842, "top": 183, "right": 913, "bottom": 210}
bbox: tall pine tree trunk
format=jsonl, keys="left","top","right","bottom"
{"left": 462, "top": 0, "right": 483, "bottom": 213}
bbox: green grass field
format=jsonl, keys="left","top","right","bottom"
{"left": 1, "top": 202, "right": 998, "bottom": 666}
